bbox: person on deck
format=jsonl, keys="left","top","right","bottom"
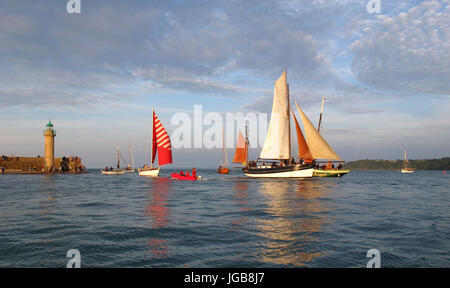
{"left": 193, "top": 168, "right": 196, "bottom": 177}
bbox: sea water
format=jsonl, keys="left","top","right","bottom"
{"left": 0, "top": 170, "right": 448, "bottom": 267}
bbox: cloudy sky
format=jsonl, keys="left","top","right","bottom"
{"left": 0, "top": 0, "right": 449, "bottom": 168}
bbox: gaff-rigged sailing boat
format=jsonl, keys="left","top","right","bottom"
{"left": 124, "top": 141, "right": 135, "bottom": 173}
{"left": 294, "top": 102, "right": 350, "bottom": 177}
{"left": 217, "top": 126, "right": 229, "bottom": 174}
{"left": 243, "top": 69, "right": 314, "bottom": 178}
{"left": 401, "top": 150, "right": 414, "bottom": 173}
{"left": 232, "top": 129, "right": 248, "bottom": 167}
{"left": 101, "top": 145, "right": 126, "bottom": 175}
{"left": 138, "top": 109, "right": 173, "bottom": 177}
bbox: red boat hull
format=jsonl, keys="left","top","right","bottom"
{"left": 217, "top": 167, "right": 229, "bottom": 174}
{"left": 171, "top": 173, "right": 197, "bottom": 181}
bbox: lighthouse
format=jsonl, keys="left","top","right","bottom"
{"left": 43, "top": 121, "right": 56, "bottom": 171}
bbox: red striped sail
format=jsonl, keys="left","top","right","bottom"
{"left": 152, "top": 111, "right": 173, "bottom": 166}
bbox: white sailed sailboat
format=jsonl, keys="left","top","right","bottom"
{"left": 401, "top": 150, "right": 414, "bottom": 173}
{"left": 243, "top": 69, "right": 314, "bottom": 178}
{"left": 101, "top": 145, "right": 126, "bottom": 175}
{"left": 138, "top": 109, "right": 173, "bottom": 177}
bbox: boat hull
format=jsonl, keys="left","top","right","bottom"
{"left": 101, "top": 169, "right": 125, "bottom": 175}
{"left": 217, "top": 167, "right": 229, "bottom": 174}
{"left": 124, "top": 169, "right": 135, "bottom": 173}
{"left": 243, "top": 164, "right": 313, "bottom": 178}
{"left": 401, "top": 169, "right": 414, "bottom": 173}
{"left": 138, "top": 167, "right": 160, "bottom": 177}
{"left": 313, "top": 169, "right": 350, "bottom": 177}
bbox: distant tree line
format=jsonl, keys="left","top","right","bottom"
{"left": 343, "top": 157, "right": 450, "bottom": 170}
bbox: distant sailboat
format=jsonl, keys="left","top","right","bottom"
{"left": 401, "top": 150, "right": 414, "bottom": 173}
{"left": 243, "top": 69, "right": 314, "bottom": 178}
{"left": 124, "top": 141, "right": 135, "bottom": 173}
{"left": 294, "top": 101, "right": 350, "bottom": 177}
{"left": 232, "top": 128, "right": 248, "bottom": 167}
{"left": 101, "top": 145, "right": 126, "bottom": 175}
{"left": 138, "top": 109, "right": 172, "bottom": 177}
{"left": 217, "top": 125, "right": 229, "bottom": 174}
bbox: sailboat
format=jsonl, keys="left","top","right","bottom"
{"left": 294, "top": 100, "right": 350, "bottom": 177}
{"left": 217, "top": 126, "right": 229, "bottom": 174}
{"left": 243, "top": 69, "right": 314, "bottom": 178}
{"left": 232, "top": 128, "right": 249, "bottom": 167}
{"left": 138, "top": 109, "right": 173, "bottom": 177}
{"left": 101, "top": 145, "right": 126, "bottom": 175}
{"left": 124, "top": 141, "right": 135, "bottom": 173}
{"left": 401, "top": 150, "right": 414, "bottom": 173}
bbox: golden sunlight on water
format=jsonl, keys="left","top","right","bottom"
{"left": 230, "top": 180, "right": 251, "bottom": 227}
{"left": 256, "top": 179, "right": 337, "bottom": 266}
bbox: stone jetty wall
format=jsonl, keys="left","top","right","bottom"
{"left": 0, "top": 156, "right": 84, "bottom": 173}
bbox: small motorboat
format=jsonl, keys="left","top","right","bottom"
{"left": 171, "top": 173, "right": 197, "bottom": 181}
{"left": 171, "top": 169, "right": 198, "bottom": 181}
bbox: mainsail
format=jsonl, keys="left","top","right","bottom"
{"left": 233, "top": 130, "right": 247, "bottom": 163}
{"left": 152, "top": 111, "right": 173, "bottom": 166}
{"left": 295, "top": 102, "right": 341, "bottom": 160}
{"left": 260, "top": 69, "right": 290, "bottom": 159}
{"left": 292, "top": 111, "right": 314, "bottom": 162}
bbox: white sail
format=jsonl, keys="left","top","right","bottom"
{"left": 295, "top": 102, "right": 341, "bottom": 160}
{"left": 260, "top": 69, "right": 290, "bottom": 160}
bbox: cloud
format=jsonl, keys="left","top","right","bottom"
{"left": 350, "top": 0, "right": 450, "bottom": 95}
{"left": 0, "top": 0, "right": 358, "bottom": 107}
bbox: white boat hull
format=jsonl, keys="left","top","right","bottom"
{"left": 245, "top": 168, "right": 314, "bottom": 178}
{"left": 124, "top": 169, "right": 135, "bottom": 173}
{"left": 401, "top": 169, "right": 414, "bottom": 173}
{"left": 138, "top": 168, "right": 160, "bottom": 177}
{"left": 101, "top": 169, "right": 125, "bottom": 175}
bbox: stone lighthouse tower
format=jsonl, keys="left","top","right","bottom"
{"left": 43, "top": 121, "right": 56, "bottom": 171}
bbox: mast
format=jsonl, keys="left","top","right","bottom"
{"left": 245, "top": 125, "right": 249, "bottom": 164}
{"left": 287, "top": 74, "right": 291, "bottom": 164}
{"left": 129, "top": 141, "right": 135, "bottom": 169}
{"left": 116, "top": 145, "right": 120, "bottom": 169}
{"left": 222, "top": 125, "right": 228, "bottom": 167}
{"left": 318, "top": 96, "right": 326, "bottom": 132}
{"left": 403, "top": 150, "right": 408, "bottom": 169}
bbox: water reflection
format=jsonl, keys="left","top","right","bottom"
{"left": 256, "top": 179, "right": 337, "bottom": 266}
{"left": 38, "top": 175, "right": 59, "bottom": 265}
{"left": 145, "top": 177, "right": 171, "bottom": 259}
{"left": 230, "top": 179, "right": 251, "bottom": 227}
{"left": 40, "top": 175, "right": 56, "bottom": 216}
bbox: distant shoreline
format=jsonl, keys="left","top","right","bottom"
{"left": 343, "top": 157, "right": 450, "bottom": 170}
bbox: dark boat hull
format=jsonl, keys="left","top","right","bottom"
{"left": 243, "top": 164, "right": 314, "bottom": 178}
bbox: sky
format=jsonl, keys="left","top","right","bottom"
{"left": 0, "top": 0, "right": 449, "bottom": 168}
